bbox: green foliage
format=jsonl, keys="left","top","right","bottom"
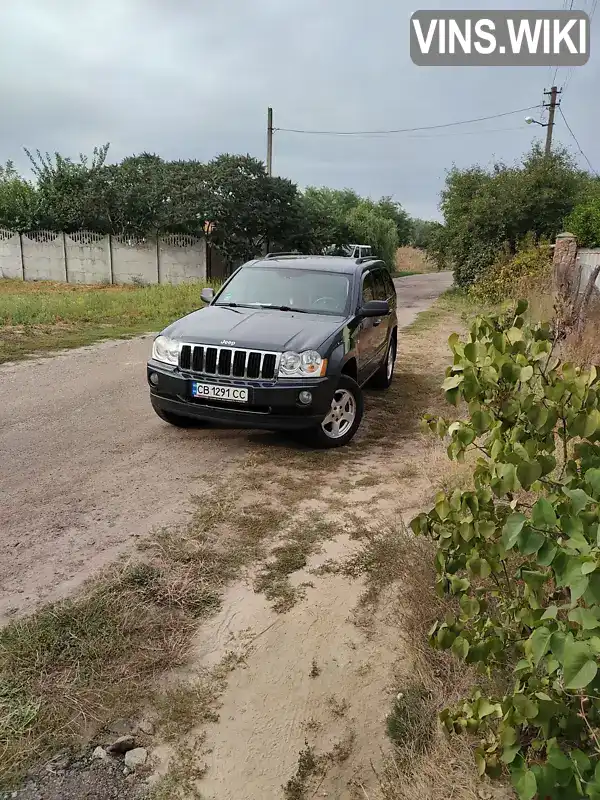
{"left": 565, "top": 199, "right": 600, "bottom": 248}
{"left": 346, "top": 203, "right": 398, "bottom": 268}
{"left": 469, "top": 237, "right": 552, "bottom": 305}
{"left": 410, "top": 218, "right": 443, "bottom": 250}
{"left": 0, "top": 161, "right": 38, "bottom": 231}
{"left": 436, "top": 145, "right": 589, "bottom": 287}
{"left": 300, "top": 187, "right": 401, "bottom": 269}
{"left": 413, "top": 300, "right": 600, "bottom": 798}
{"left": 372, "top": 196, "right": 411, "bottom": 246}
{"left": 4, "top": 148, "right": 410, "bottom": 269}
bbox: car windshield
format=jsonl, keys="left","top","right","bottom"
{"left": 214, "top": 267, "right": 351, "bottom": 316}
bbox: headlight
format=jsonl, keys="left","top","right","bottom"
{"left": 152, "top": 335, "right": 181, "bottom": 366}
{"left": 279, "top": 350, "right": 326, "bottom": 378}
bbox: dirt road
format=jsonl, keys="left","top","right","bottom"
{"left": 0, "top": 272, "right": 452, "bottom": 623}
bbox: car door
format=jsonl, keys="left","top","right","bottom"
{"left": 357, "top": 270, "right": 378, "bottom": 384}
{"left": 370, "top": 268, "right": 392, "bottom": 362}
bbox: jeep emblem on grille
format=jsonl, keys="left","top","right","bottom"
{"left": 221, "top": 340, "right": 235, "bottom": 346}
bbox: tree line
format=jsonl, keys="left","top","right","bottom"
{"left": 428, "top": 143, "right": 600, "bottom": 287}
{"left": 0, "top": 145, "right": 435, "bottom": 270}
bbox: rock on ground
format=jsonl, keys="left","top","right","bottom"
{"left": 124, "top": 749, "right": 148, "bottom": 771}
{"left": 2, "top": 754, "right": 149, "bottom": 800}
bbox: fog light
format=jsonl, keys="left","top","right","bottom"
{"left": 299, "top": 391, "right": 312, "bottom": 405}
{"left": 149, "top": 372, "right": 159, "bottom": 386}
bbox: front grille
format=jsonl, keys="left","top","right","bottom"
{"left": 179, "top": 344, "right": 280, "bottom": 380}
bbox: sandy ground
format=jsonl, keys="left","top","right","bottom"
{"left": 170, "top": 534, "right": 412, "bottom": 800}
{"left": 0, "top": 272, "right": 452, "bottom": 624}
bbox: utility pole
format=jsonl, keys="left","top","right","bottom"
{"left": 543, "top": 86, "right": 561, "bottom": 156}
{"left": 266, "top": 107, "right": 273, "bottom": 176}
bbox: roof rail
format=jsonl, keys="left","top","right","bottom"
{"left": 264, "top": 251, "right": 300, "bottom": 259}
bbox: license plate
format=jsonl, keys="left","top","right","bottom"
{"left": 191, "top": 382, "right": 248, "bottom": 403}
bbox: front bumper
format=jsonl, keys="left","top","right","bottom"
{"left": 147, "top": 360, "right": 336, "bottom": 431}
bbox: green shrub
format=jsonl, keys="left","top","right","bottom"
{"left": 412, "top": 301, "right": 600, "bottom": 799}
{"left": 469, "top": 238, "right": 552, "bottom": 305}
{"left": 565, "top": 200, "right": 600, "bottom": 248}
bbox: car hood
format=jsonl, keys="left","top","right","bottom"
{"left": 162, "top": 306, "right": 345, "bottom": 352}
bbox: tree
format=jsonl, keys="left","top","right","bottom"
{"left": 437, "top": 145, "right": 589, "bottom": 287}
{"left": 373, "top": 197, "right": 411, "bottom": 245}
{"left": 346, "top": 202, "right": 398, "bottom": 269}
{"left": 204, "top": 154, "right": 302, "bottom": 266}
{"left": 565, "top": 199, "right": 600, "bottom": 248}
{"left": 410, "top": 218, "right": 443, "bottom": 250}
{"left": 0, "top": 161, "right": 37, "bottom": 231}
{"left": 26, "top": 144, "right": 110, "bottom": 232}
{"left": 299, "top": 187, "right": 359, "bottom": 253}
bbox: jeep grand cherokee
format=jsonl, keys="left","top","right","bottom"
{"left": 147, "top": 254, "right": 398, "bottom": 448}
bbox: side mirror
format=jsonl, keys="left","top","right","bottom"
{"left": 360, "top": 300, "right": 390, "bottom": 318}
{"left": 201, "top": 287, "right": 215, "bottom": 304}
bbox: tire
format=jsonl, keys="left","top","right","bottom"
{"left": 308, "top": 375, "right": 364, "bottom": 449}
{"left": 370, "top": 332, "right": 397, "bottom": 390}
{"left": 152, "top": 403, "right": 202, "bottom": 428}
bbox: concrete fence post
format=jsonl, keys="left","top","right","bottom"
{"left": 107, "top": 234, "right": 114, "bottom": 284}
{"left": 18, "top": 233, "right": 25, "bottom": 280}
{"left": 62, "top": 231, "right": 69, "bottom": 283}
{"left": 156, "top": 237, "right": 161, "bottom": 284}
{"left": 553, "top": 232, "right": 579, "bottom": 302}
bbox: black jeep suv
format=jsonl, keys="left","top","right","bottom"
{"left": 147, "top": 254, "right": 398, "bottom": 448}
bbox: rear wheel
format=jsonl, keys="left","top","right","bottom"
{"left": 371, "top": 333, "right": 397, "bottom": 390}
{"left": 152, "top": 403, "right": 202, "bottom": 428}
{"left": 308, "top": 375, "right": 364, "bottom": 449}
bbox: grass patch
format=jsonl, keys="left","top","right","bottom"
{"left": 386, "top": 684, "right": 435, "bottom": 757}
{"left": 283, "top": 741, "right": 320, "bottom": 800}
{"left": 393, "top": 270, "right": 419, "bottom": 278}
{"left": 0, "top": 489, "right": 288, "bottom": 788}
{"left": 0, "top": 278, "right": 221, "bottom": 363}
{"left": 326, "top": 695, "right": 349, "bottom": 718}
{"left": 0, "top": 571, "right": 198, "bottom": 787}
{"left": 156, "top": 652, "right": 240, "bottom": 743}
{"left": 149, "top": 737, "right": 207, "bottom": 800}
{"left": 253, "top": 517, "right": 338, "bottom": 612}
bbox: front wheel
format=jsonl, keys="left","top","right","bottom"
{"left": 308, "top": 376, "right": 364, "bottom": 449}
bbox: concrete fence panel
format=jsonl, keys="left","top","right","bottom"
{"left": 111, "top": 235, "right": 158, "bottom": 285}
{"left": 578, "top": 248, "right": 600, "bottom": 293}
{"left": 0, "top": 229, "right": 23, "bottom": 280}
{"left": 22, "top": 231, "right": 66, "bottom": 282}
{"left": 65, "top": 231, "right": 112, "bottom": 284}
{"left": 159, "top": 234, "right": 206, "bottom": 284}
{"left": 0, "top": 229, "right": 216, "bottom": 285}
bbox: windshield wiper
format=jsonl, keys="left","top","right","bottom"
{"left": 257, "top": 304, "right": 309, "bottom": 313}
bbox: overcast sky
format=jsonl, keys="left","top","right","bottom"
{"left": 0, "top": 0, "right": 597, "bottom": 220}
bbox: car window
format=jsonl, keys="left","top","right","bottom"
{"left": 384, "top": 272, "right": 395, "bottom": 298}
{"left": 372, "top": 270, "right": 388, "bottom": 301}
{"left": 215, "top": 266, "right": 351, "bottom": 316}
{"left": 362, "top": 272, "right": 376, "bottom": 303}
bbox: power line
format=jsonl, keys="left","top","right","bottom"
{"left": 559, "top": 106, "right": 599, "bottom": 175}
{"left": 275, "top": 105, "right": 543, "bottom": 137}
{"left": 357, "top": 125, "right": 530, "bottom": 141}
